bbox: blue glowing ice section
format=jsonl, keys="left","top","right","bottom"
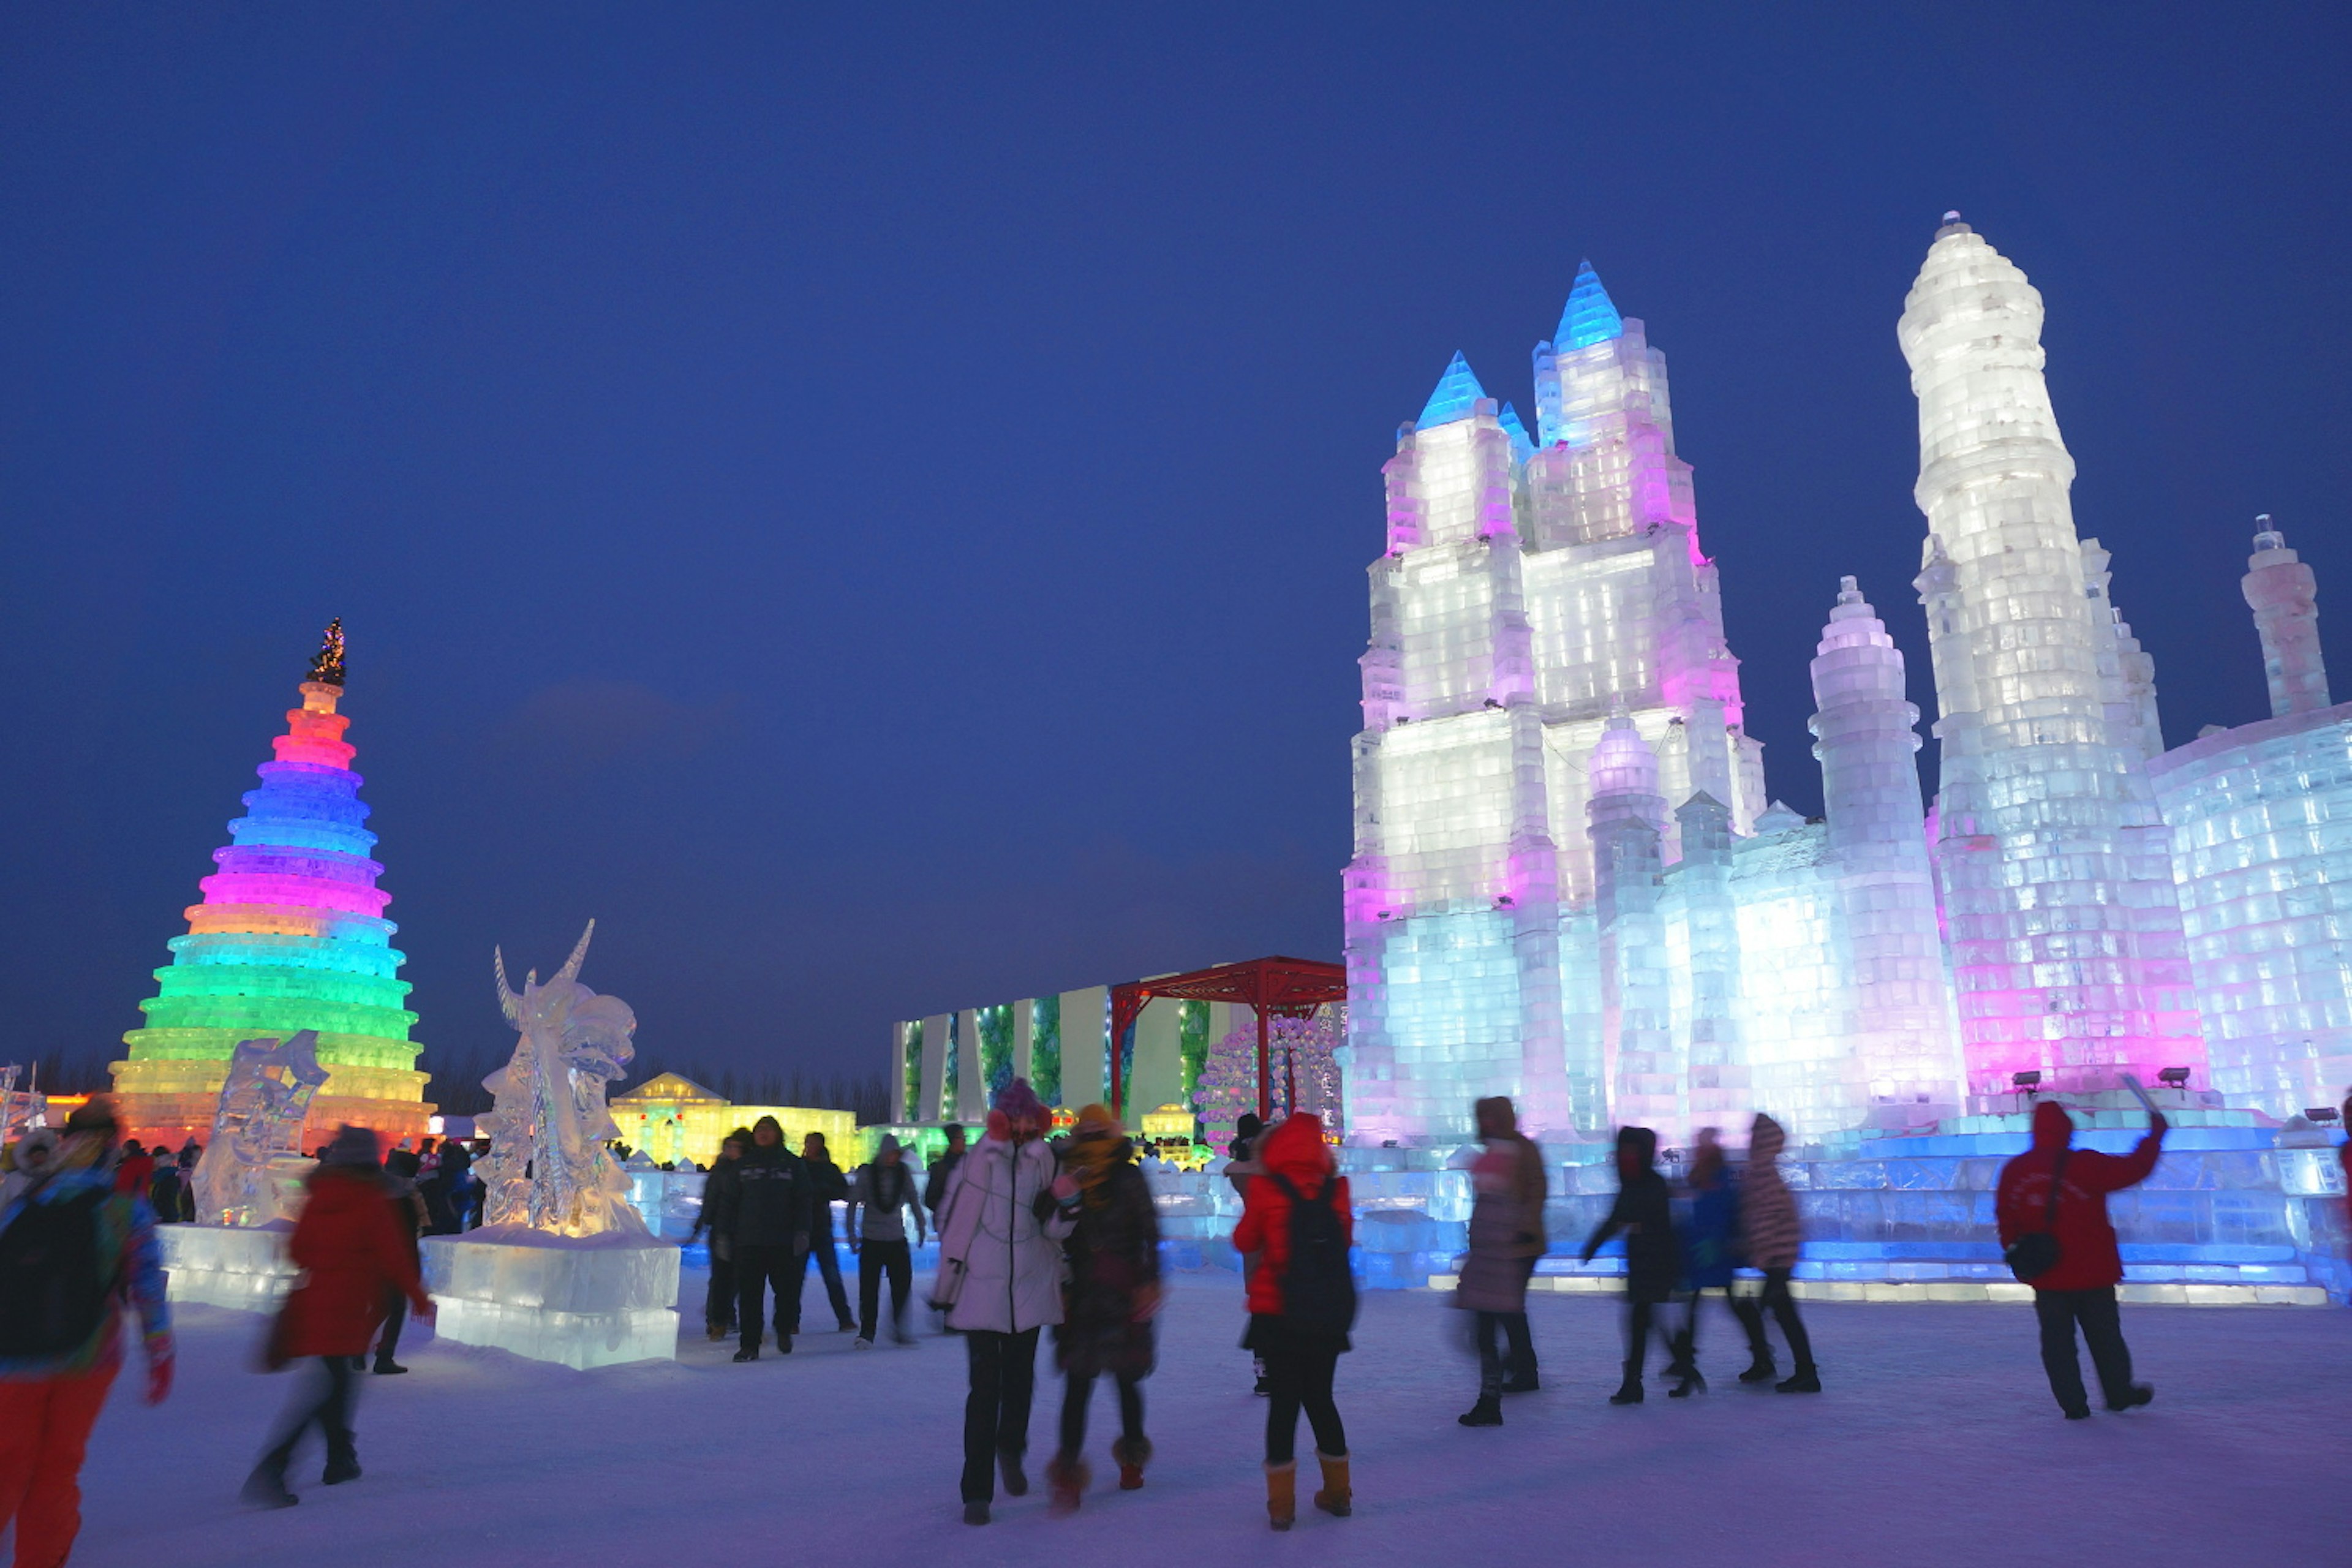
{"left": 1498, "top": 401, "right": 1535, "bottom": 464}
{"left": 1415, "top": 352, "right": 1487, "bottom": 430}
{"left": 1557, "top": 261, "right": 1624, "bottom": 350}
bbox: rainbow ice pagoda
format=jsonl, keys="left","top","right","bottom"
{"left": 111, "top": 622, "right": 431, "bottom": 1148}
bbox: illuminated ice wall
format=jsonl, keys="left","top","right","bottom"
{"left": 112, "top": 622, "right": 430, "bottom": 1147}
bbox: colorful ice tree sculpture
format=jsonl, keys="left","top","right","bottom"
{"left": 1191, "top": 1012, "right": 1341, "bottom": 1153}
{"left": 480, "top": 921, "right": 646, "bottom": 1237}
{"left": 112, "top": 623, "right": 430, "bottom": 1148}
{"left": 189, "top": 1030, "right": 330, "bottom": 1226}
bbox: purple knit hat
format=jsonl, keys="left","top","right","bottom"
{"left": 993, "top": 1077, "right": 1049, "bottom": 1135}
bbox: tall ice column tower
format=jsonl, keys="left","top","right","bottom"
{"left": 1899, "top": 217, "right": 2204, "bottom": 1099}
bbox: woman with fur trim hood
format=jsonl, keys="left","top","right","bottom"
{"left": 935, "top": 1079, "right": 1073, "bottom": 1526}
{"left": 1455, "top": 1095, "right": 1546, "bottom": 1426}
{"left": 1730, "top": 1113, "right": 1819, "bottom": 1393}
{"left": 1043, "top": 1104, "right": 1162, "bottom": 1512}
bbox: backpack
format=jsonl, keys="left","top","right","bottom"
{"left": 1268, "top": 1171, "right": 1357, "bottom": 1333}
{"left": 0, "top": 1185, "right": 115, "bottom": 1358}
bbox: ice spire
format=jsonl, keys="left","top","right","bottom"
{"left": 1556, "top": 260, "right": 1624, "bottom": 351}
{"left": 2242, "top": 516, "right": 2331, "bottom": 718}
{"left": 1497, "top": 401, "right": 1535, "bottom": 464}
{"left": 1415, "top": 352, "right": 1487, "bottom": 430}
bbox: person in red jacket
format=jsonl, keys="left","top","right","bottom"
{"left": 1995, "top": 1098, "right": 2165, "bottom": 1419}
{"left": 1230, "top": 1114, "right": 1352, "bottom": 1531}
{"left": 242, "top": 1126, "right": 432, "bottom": 1507}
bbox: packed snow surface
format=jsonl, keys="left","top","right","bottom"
{"left": 75, "top": 1265, "right": 2348, "bottom": 1567}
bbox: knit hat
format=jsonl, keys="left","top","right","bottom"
{"left": 993, "top": 1077, "right": 1049, "bottom": 1135}
{"left": 1073, "top": 1102, "right": 1117, "bottom": 1134}
{"left": 321, "top": 1124, "right": 381, "bottom": 1167}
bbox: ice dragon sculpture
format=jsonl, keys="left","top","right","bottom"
{"left": 189, "top": 1030, "right": 331, "bottom": 1226}
{"left": 480, "top": 920, "right": 647, "bottom": 1237}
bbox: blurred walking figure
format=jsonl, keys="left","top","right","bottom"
{"left": 1580, "top": 1126, "right": 1678, "bottom": 1404}
{"left": 1996, "top": 1099, "right": 2165, "bottom": 1419}
{"left": 371, "top": 1149, "right": 430, "bottom": 1375}
{"left": 690, "top": 1131, "right": 747, "bottom": 1342}
{"left": 1730, "top": 1114, "right": 1819, "bottom": 1392}
{"left": 798, "top": 1132, "right": 856, "bottom": 1333}
{"left": 0, "top": 1100, "right": 173, "bottom": 1568}
{"left": 923, "top": 1123, "right": 968, "bottom": 1218}
{"left": 242, "top": 1125, "right": 429, "bottom": 1509}
{"left": 1225, "top": 1113, "right": 1269, "bottom": 1395}
{"left": 730, "top": 1116, "right": 807, "bottom": 1362}
{"left": 1232, "top": 1113, "right": 1354, "bottom": 1531}
{"left": 418, "top": 1139, "right": 475, "bottom": 1235}
{"left": 847, "top": 1134, "right": 925, "bottom": 1346}
{"left": 1665, "top": 1128, "right": 1758, "bottom": 1398}
{"left": 1456, "top": 1096, "right": 1546, "bottom": 1427}
{"left": 1044, "top": 1105, "right": 1162, "bottom": 1512}
{"left": 937, "top": 1080, "right": 1070, "bottom": 1526}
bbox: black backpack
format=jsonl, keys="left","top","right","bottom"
{"left": 1269, "top": 1170, "right": 1357, "bottom": 1333}
{"left": 0, "top": 1185, "right": 115, "bottom": 1358}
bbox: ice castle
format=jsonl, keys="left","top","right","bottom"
{"left": 1343, "top": 219, "right": 2352, "bottom": 1151}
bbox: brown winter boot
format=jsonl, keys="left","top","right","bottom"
{"left": 1045, "top": 1453, "right": 1088, "bottom": 1515}
{"left": 1312, "top": 1450, "right": 1351, "bottom": 1517}
{"left": 1264, "top": 1461, "right": 1297, "bottom": 1531}
{"left": 1112, "top": 1436, "right": 1151, "bottom": 1490}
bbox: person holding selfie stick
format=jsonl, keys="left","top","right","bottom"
{"left": 1994, "top": 1079, "right": 2166, "bottom": 1420}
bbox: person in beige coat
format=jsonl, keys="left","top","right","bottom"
{"left": 1455, "top": 1096, "right": 1547, "bottom": 1426}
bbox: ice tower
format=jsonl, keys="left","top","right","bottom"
{"left": 1901, "top": 218, "right": 2205, "bottom": 1102}
{"left": 1344, "top": 265, "right": 1766, "bottom": 1142}
{"left": 111, "top": 623, "right": 431, "bottom": 1147}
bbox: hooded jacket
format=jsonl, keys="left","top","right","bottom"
{"left": 935, "top": 1133, "right": 1071, "bottom": 1334}
{"left": 729, "top": 1140, "right": 808, "bottom": 1250}
{"left": 1581, "top": 1128, "right": 1677, "bottom": 1302}
{"left": 1457, "top": 1131, "right": 1548, "bottom": 1313}
{"left": 1740, "top": 1115, "right": 1802, "bottom": 1271}
{"left": 276, "top": 1165, "right": 429, "bottom": 1359}
{"left": 1231, "top": 1115, "right": 1352, "bottom": 1318}
{"left": 1996, "top": 1101, "right": 2164, "bottom": 1293}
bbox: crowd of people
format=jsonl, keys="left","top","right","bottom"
{"left": 0, "top": 1071, "right": 2296, "bottom": 1556}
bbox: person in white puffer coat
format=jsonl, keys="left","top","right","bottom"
{"left": 936, "top": 1078, "right": 1073, "bottom": 1525}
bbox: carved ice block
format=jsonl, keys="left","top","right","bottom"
{"left": 421, "top": 1225, "right": 679, "bottom": 1370}
{"left": 159, "top": 1222, "right": 298, "bottom": 1311}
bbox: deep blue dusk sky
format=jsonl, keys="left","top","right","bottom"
{"left": 4, "top": 4, "right": 2346, "bottom": 1093}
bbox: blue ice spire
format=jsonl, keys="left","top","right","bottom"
{"left": 1556, "top": 260, "right": 1624, "bottom": 351}
{"left": 1415, "top": 352, "right": 1487, "bottom": 431}
{"left": 1498, "top": 401, "right": 1535, "bottom": 463}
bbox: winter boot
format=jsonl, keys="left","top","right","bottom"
{"left": 241, "top": 1461, "right": 298, "bottom": 1510}
{"left": 1112, "top": 1436, "right": 1151, "bottom": 1491}
{"left": 2107, "top": 1384, "right": 2154, "bottom": 1412}
{"left": 1499, "top": 1372, "right": 1540, "bottom": 1394}
{"left": 1775, "top": 1366, "right": 1822, "bottom": 1393}
{"left": 707, "top": 1324, "right": 729, "bottom": 1342}
{"left": 1737, "top": 1352, "right": 1776, "bottom": 1384}
{"left": 1609, "top": 1376, "right": 1645, "bottom": 1405}
{"left": 1311, "top": 1451, "right": 1351, "bottom": 1518}
{"left": 1669, "top": 1367, "right": 1706, "bottom": 1399}
{"left": 322, "top": 1439, "right": 361, "bottom": 1486}
{"left": 1046, "top": 1453, "right": 1089, "bottom": 1515}
{"left": 372, "top": 1357, "right": 407, "bottom": 1375}
{"left": 1264, "top": 1461, "right": 1297, "bottom": 1531}
{"left": 732, "top": 1348, "right": 759, "bottom": 1362}
{"left": 1458, "top": 1393, "right": 1504, "bottom": 1427}
{"left": 961, "top": 1502, "right": 990, "bottom": 1526}
{"left": 997, "top": 1446, "right": 1028, "bottom": 1497}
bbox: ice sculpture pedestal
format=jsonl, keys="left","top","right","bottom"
{"left": 421, "top": 1226, "right": 679, "bottom": 1370}
{"left": 158, "top": 1222, "right": 296, "bottom": 1311}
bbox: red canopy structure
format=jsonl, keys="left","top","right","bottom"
{"left": 1108, "top": 956, "right": 1348, "bottom": 1123}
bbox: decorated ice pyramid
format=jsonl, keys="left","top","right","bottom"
{"left": 111, "top": 622, "right": 431, "bottom": 1148}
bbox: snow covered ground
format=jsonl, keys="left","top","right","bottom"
{"left": 71, "top": 1263, "right": 2350, "bottom": 1567}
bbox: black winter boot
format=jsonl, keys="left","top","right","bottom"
{"left": 1738, "top": 1352, "right": 1776, "bottom": 1384}
{"left": 242, "top": 1459, "right": 298, "bottom": 1509}
{"left": 1609, "top": 1374, "right": 1645, "bottom": 1405}
{"left": 1775, "top": 1366, "right": 1822, "bottom": 1393}
{"left": 1669, "top": 1367, "right": 1706, "bottom": 1399}
{"left": 998, "top": 1447, "right": 1028, "bottom": 1497}
{"left": 1458, "top": 1393, "right": 1504, "bottom": 1427}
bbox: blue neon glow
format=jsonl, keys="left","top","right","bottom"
{"left": 1557, "top": 260, "right": 1624, "bottom": 350}
{"left": 1415, "top": 352, "right": 1487, "bottom": 431}
{"left": 1498, "top": 401, "right": 1535, "bottom": 463}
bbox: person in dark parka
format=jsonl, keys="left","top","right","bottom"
{"left": 1580, "top": 1125, "right": 1678, "bottom": 1404}
{"left": 689, "top": 1131, "right": 748, "bottom": 1340}
{"left": 1044, "top": 1104, "right": 1163, "bottom": 1512}
{"left": 1995, "top": 1098, "right": 2165, "bottom": 1419}
{"left": 729, "top": 1116, "right": 808, "bottom": 1360}
{"left": 797, "top": 1132, "right": 856, "bottom": 1333}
